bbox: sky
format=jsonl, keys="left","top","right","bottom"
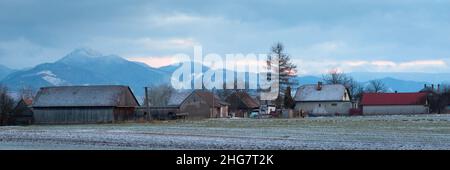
{"left": 1, "top": 0, "right": 450, "bottom": 75}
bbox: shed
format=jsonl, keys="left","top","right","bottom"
{"left": 294, "top": 82, "right": 351, "bottom": 116}
{"left": 11, "top": 98, "right": 34, "bottom": 125}
{"left": 226, "top": 91, "right": 260, "bottom": 117}
{"left": 360, "top": 92, "right": 429, "bottom": 115}
{"left": 32, "top": 85, "right": 139, "bottom": 124}
{"left": 166, "top": 90, "right": 229, "bottom": 119}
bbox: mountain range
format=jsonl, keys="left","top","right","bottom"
{"left": 295, "top": 75, "right": 429, "bottom": 92}
{"left": 0, "top": 65, "right": 15, "bottom": 80}
{"left": 1, "top": 48, "right": 169, "bottom": 95}
{"left": 0, "top": 48, "right": 445, "bottom": 97}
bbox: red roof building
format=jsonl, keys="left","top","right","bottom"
{"left": 361, "top": 92, "right": 428, "bottom": 106}
{"left": 360, "top": 92, "right": 430, "bottom": 115}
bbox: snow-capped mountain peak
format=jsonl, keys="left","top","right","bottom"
{"left": 71, "top": 48, "right": 103, "bottom": 57}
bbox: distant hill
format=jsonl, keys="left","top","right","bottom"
{"left": 295, "top": 76, "right": 322, "bottom": 86}
{"left": 362, "top": 77, "right": 428, "bottom": 92}
{"left": 1, "top": 48, "right": 169, "bottom": 95}
{"left": 0, "top": 48, "right": 445, "bottom": 96}
{"left": 349, "top": 72, "right": 450, "bottom": 84}
{"left": 0, "top": 65, "right": 15, "bottom": 80}
{"left": 294, "top": 75, "right": 427, "bottom": 92}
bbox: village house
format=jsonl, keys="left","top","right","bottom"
{"left": 146, "top": 90, "right": 229, "bottom": 120}
{"left": 294, "top": 82, "right": 352, "bottom": 116}
{"left": 32, "top": 85, "right": 139, "bottom": 124}
{"left": 10, "top": 98, "right": 34, "bottom": 125}
{"left": 360, "top": 92, "right": 429, "bottom": 115}
{"left": 420, "top": 84, "right": 450, "bottom": 114}
{"left": 225, "top": 91, "right": 260, "bottom": 117}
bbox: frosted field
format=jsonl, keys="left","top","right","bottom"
{"left": 2, "top": 114, "right": 450, "bottom": 150}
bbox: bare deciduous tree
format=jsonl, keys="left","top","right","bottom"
{"left": 428, "top": 84, "right": 450, "bottom": 114}
{"left": 322, "top": 69, "right": 350, "bottom": 85}
{"left": 143, "top": 84, "right": 175, "bottom": 107}
{"left": 18, "top": 86, "right": 34, "bottom": 100}
{"left": 0, "top": 84, "right": 15, "bottom": 125}
{"left": 365, "top": 80, "right": 387, "bottom": 93}
{"left": 322, "top": 71, "right": 363, "bottom": 101}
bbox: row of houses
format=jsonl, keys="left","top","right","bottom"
{"left": 294, "top": 82, "right": 449, "bottom": 116}
{"left": 6, "top": 82, "right": 450, "bottom": 125}
{"left": 139, "top": 90, "right": 230, "bottom": 120}
{"left": 8, "top": 85, "right": 262, "bottom": 124}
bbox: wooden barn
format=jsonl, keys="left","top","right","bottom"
{"left": 10, "top": 98, "right": 34, "bottom": 125}
{"left": 32, "top": 85, "right": 139, "bottom": 124}
{"left": 360, "top": 92, "right": 429, "bottom": 115}
{"left": 149, "top": 90, "right": 229, "bottom": 119}
{"left": 226, "top": 91, "right": 259, "bottom": 117}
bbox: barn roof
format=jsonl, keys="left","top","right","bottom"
{"left": 294, "top": 84, "right": 348, "bottom": 102}
{"left": 33, "top": 85, "right": 139, "bottom": 107}
{"left": 14, "top": 98, "right": 33, "bottom": 111}
{"left": 195, "top": 91, "right": 229, "bottom": 107}
{"left": 21, "top": 98, "right": 33, "bottom": 106}
{"left": 226, "top": 91, "right": 260, "bottom": 108}
{"left": 360, "top": 92, "right": 428, "bottom": 106}
{"left": 167, "top": 90, "right": 194, "bottom": 106}
{"left": 167, "top": 90, "right": 229, "bottom": 107}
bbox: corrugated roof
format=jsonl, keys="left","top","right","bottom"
{"left": 195, "top": 91, "right": 229, "bottom": 107}
{"left": 33, "top": 85, "right": 139, "bottom": 107}
{"left": 167, "top": 90, "right": 194, "bottom": 106}
{"left": 227, "top": 91, "right": 260, "bottom": 108}
{"left": 22, "top": 98, "right": 33, "bottom": 106}
{"left": 360, "top": 92, "right": 428, "bottom": 106}
{"left": 167, "top": 90, "right": 229, "bottom": 107}
{"left": 294, "top": 84, "right": 349, "bottom": 102}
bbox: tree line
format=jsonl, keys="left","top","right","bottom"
{"left": 0, "top": 84, "right": 34, "bottom": 125}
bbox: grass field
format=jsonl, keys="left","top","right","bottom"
{"left": 1, "top": 114, "right": 450, "bottom": 150}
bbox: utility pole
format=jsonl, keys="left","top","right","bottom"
{"left": 212, "top": 88, "right": 216, "bottom": 118}
{"left": 145, "top": 87, "right": 152, "bottom": 121}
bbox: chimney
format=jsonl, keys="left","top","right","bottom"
{"left": 395, "top": 91, "right": 398, "bottom": 93}
{"left": 438, "top": 84, "right": 441, "bottom": 93}
{"left": 317, "top": 81, "right": 323, "bottom": 90}
{"left": 424, "top": 84, "right": 427, "bottom": 89}
{"left": 432, "top": 84, "right": 435, "bottom": 91}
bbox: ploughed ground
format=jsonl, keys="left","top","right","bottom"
{"left": 1, "top": 114, "right": 450, "bottom": 149}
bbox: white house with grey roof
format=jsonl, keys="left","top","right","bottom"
{"left": 294, "top": 82, "right": 352, "bottom": 116}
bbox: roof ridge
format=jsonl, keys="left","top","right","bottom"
{"left": 40, "top": 85, "right": 129, "bottom": 88}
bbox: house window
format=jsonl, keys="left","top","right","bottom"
{"left": 318, "top": 104, "right": 321, "bottom": 107}
{"left": 331, "top": 103, "right": 337, "bottom": 106}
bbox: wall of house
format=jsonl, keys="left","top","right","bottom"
{"left": 295, "top": 101, "right": 352, "bottom": 116}
{"left": 230, "top": 110, "right": 250, "bottom": 118}
{"left": 219, "top": 106, "right": 228, "bottom": 118}
{"left": 33, "top": 107, "right": 116, "bottom": 124}
{"left": 180, "top": 95, "right": 211, "bottom": 119}
{"left": 362, "top": 105, "right": 429, "bottom": 115}
{"left": 137, "top": 107, "right": 179, "bottom": 120}
{"left": 113, "top": 107, "right": 135, "bottom": 121}
{"left": 208, "top": 106, "right": 229, "bottom": 118}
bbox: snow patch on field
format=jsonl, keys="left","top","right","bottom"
{"left": 2, "top": 114, "right": 450, "bottom": 150}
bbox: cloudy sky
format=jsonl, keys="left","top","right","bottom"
{"left": 1, "top": 0, "right": 450, "bottom": 75}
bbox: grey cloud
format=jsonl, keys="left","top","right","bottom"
{"left": 0, "top": 0, "right": 450, "bottom": 72}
